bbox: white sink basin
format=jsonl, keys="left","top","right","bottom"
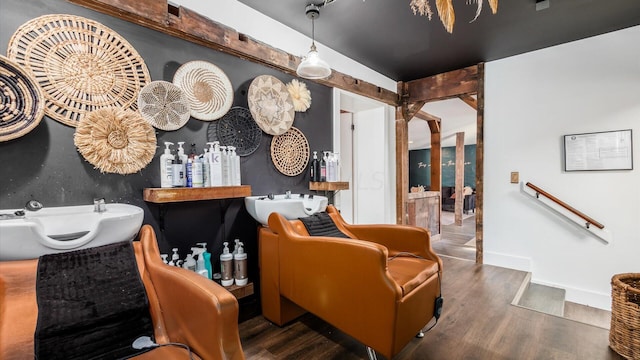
{"left": 0, "top": 203, "right": 144, "bottom": 261}
{"left": 244, "top": 194, "right": 328, "bottom": 226}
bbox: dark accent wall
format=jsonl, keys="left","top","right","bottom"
{"left": 0, "top": 0, "right": 333, "bottom": 315}
{"left": 409, "top": 145, "right": 476, "bottom": 189}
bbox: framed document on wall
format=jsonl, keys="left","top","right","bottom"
{"left": 564, "top": 129, "right": 633, "bottom": 171}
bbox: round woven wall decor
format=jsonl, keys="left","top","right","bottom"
{"left": 270, "top": 127, "right": 309, "bottom": 176}
{"left": 138, "top": 81, "right": 190, "bottom": 131}
{"left": 7, "top": 14, "right": 150, "bottom": 128}
{"left": 0, "top": 55, "right": 45, "bottom": 142}
{"left": 173, "top": 60, "right": 233, "bottom": 121}
{"left": 213, "top": 107, "right": 262, "bottom": 156}
{"left": 74, "top": 107, "right": 156, "bottom": 175}
{"left": 248, "top": 75, "right": 295, "bottom": 135}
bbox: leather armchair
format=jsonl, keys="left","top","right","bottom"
{"left": 260, "top": 205, "right": 443, "bottom": 359}
{"left": 0, "top": 225, "right": 245, "bottom": 360}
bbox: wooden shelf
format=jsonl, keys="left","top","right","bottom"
{"left": 143, "top": 185, "right": 252, "bottom": 203}
{"left": 225, "top": 282, "right": 254, "bottom": 300}
{"left": 309, "top": 181, "right": 349, "bottom": 191}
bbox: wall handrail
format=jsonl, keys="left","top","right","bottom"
{"left": 525, "top": 182, "right": 604, "bottom": 230}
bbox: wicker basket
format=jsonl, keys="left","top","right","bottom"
{"left": 609, "top": 273, "right": 640, "bottom": 360}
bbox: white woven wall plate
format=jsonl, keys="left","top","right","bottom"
{"left": 173, "top": 60, "right": 233, "bottom": 121}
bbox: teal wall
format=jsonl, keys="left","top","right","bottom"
{"left": 409, "top": 145, "right": 476, "bottom": 189}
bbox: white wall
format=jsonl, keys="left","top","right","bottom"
{"left": 484, "top": 25, "right": 640, "bottom": 310}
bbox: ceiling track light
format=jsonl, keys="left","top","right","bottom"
{"left": 296, "top": 3, "right": 332, "bottom": 80}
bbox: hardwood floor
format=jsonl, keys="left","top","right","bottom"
{"left": 239, "top": 255, "right": 622, "bottom": 359}
{"left": 431, "top": 212, "right": 476, "bottom": 261}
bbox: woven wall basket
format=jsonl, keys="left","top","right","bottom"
{"left": 0, "top": 55, "right": 45, "bottom": 142}
{"left": 74, "top": 107, "right": 156, "bottom": 175}
{"left": 248, "top": 75, "right": 294, "bottom": 135}
{"left": 173, "top": 60, "right": 233, "bottom": 121}
{"left": 213, "top": 107, "right": 262, "bottom": 156}
{"left": 270, "top": 127, "right": 309, "bottom": 176}
{"left": 138, "top": 81, "right": 191, "bottom": 131}
{"left": 7, "top": 14, "right": 151, "bottom": 127}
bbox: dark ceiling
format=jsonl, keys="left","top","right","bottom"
{"left": 236, "top": 0, "right": 640, "bottom": 82}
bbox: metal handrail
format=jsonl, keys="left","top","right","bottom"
{"left": 525, "top": 182, "right": 604, "bottom": 229}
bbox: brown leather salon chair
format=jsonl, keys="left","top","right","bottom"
{"left": 259, "top": 205, "right": 443, "bottom": 359}
{"left": 0, "top": 225, "right": 245, "bottom": 360}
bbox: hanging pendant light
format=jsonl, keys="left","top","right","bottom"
{"left": 296, "top": 4, "right": 332, "bottom": 79}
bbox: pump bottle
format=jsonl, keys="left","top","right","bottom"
{"left": 320, "top": 151, "right": 328, "bottom": 182}
{"left": 234, "top": 242, "right": 248, "bottom": 286}
{"left": 210, "top": 142, "right": 223, "bottom": 186}
{"left": 176, "top": 142, "right": 188, "bottom": 186}
{"left": 310, "top": 151, "right": 320, "bottom": 182}
{"left": 220, "top": 242, "right": 234, "bottom": 287}
{"left": 220, "top": 146, "right": 230, "bottom": 186}
{"left": 160, "top": 142, "right": 174, "bottom": 188}
{"left": 202, "top": 148, "right": 211, "bottom": 187}
{"left": 171, "top": 158, "right": 184, "bottom": 187}
{"left": 183, "top": 253, "right": 196, "bottom": 271}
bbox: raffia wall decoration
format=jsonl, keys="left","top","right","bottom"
{"left": 286, "top": 79, "right": 311, "bottom": 112}
{"left": 138, "top": 81, "right": 191, "bottom": 131}
{"left": 74, "top": 107, "right": 156, "bottom": 175}
{"left": 410, "top": 0, "right": 498, "bottom": 33}
{"left": 7, "top": 14, "right": 150, "bottom": 127}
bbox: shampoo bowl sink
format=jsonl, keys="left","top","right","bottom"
{"left": 244, "top": 194, "right": 328, "bottom": 226}
{"left": 0, "top": 203, "right": 144, "bottom": 261}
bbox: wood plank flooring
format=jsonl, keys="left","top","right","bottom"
{"left": 238, "top": 255, "right": 622, "bottom": 359}
{"left": 431, "top": 212, "right": 476, "bottom": 261}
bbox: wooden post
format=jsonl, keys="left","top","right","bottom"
{"left": 454, "top": 132, "right": 464, "bottom": 225}
{"left": 395, "top": 113, "right": 409, "bottom": 225}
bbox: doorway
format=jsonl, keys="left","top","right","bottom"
{"left": 333, "top": 89, "right": 396, "bottom": 225}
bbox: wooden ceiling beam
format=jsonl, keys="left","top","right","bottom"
{"left": 404, "top": 65, "right": 479, "bottom": 103}
{"left": 67, "top": 0, "right": 400, "bottom": 106}
{"left": 413, "top": 111, "right": 440, "bottom": 134}
{"left": 458, "top": 94, "right": 478, "bottom": 110}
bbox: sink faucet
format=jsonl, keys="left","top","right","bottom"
{"left": 25, "top": 200, "right": 43, "bottom": 212}
{"left": 12, "top": 200, "right": 43, "bottom": 217}
{"left": 94, "top": 198, "right": 106, "bottom": 213}
{"left": 285, "top": 190, "right": 292, "bottom": 199}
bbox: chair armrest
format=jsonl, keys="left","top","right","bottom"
{"left": 327, "top": 207, "right": 441, "bottom": 267}
{"left": 138, "top": 226, "right": 244, "bottom": 360}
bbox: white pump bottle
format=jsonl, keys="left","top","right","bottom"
{"left": 160, "top": 142, "right": 174, "bottom": 188}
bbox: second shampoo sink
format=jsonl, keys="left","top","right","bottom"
{"left": 244, "top": 194, "right": 328, "bottom": 226}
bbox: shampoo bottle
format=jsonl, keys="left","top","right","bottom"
{"left": 234, "top": 242, "right": 248, "bottom": 286}
{"left": 202, "top": 148, "right": 211, "bottom": 187}
{"left": 195, "top": 242, "right": 211, "bottom": 279}
{"left": 183, "top": 253, "right": 196, "bottom": 271}
{"left": 171, "top": 248, "right": 180, "bottom": 264}
{"left": 171, "top": 158, "right": 184, "bottom": 187}
{"left": 220, "top": 146, "right": 230, "bottom": 186}
{"left": 230, "top": 146, "right": 241, "bottom": 185}
{"left": 220, "top": 242, "right": 234, "bottom": 287}
{"left": 320, "top": 151, "right": 328, "bottom": 182}
{"left": 191, "top": 246, "right": 205, "bottom": 272}
{"left": 310, "top": 151, "right": 320, "bottom": 182}
{"left": 160, "top": 142, "right": 174, "bottom": 188}
{"left": 192, "top": 156, "right": 204, "bottom": 188}
{"left": 210, "top": 142, "right": 223, "bottom": 186}
{"left": 177, "top": 142, "right": 188, "bottom": 186}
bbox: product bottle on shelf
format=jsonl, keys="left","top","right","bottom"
{"left": 210, "top": 142, "right": 223, "bottom": 186}
{"left": 160, "top": 142, "right": 174, "bottom": 188}
{"left": 234, "top": 242, "right": 248, "bottom": 286}
{"left": 320, "top": 151, "right": 328, "bottom": 182}
{"left": 176, "top": 142, "right": 188, "bottom": 186}
{"left": 220, "top": 242, "right": 234, "bottom": 287}
{"left": 310, "top": 151, "right": 320, "bottom": 182}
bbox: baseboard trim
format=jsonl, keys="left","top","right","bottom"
{"left": 531, "top": 278, "right": 611, "bottom": 311}
{"left": 484, "top": 251, "right": 531, "bottom": 272}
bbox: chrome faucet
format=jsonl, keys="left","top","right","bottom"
{"left": 94, "top": 198, "right": 106, "bottom": 213}
{"left": 285, "top": 190, "right": 292, "bottom": 199}
{"left": 25, "top": 200, "right": 43, "bottom": 212}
